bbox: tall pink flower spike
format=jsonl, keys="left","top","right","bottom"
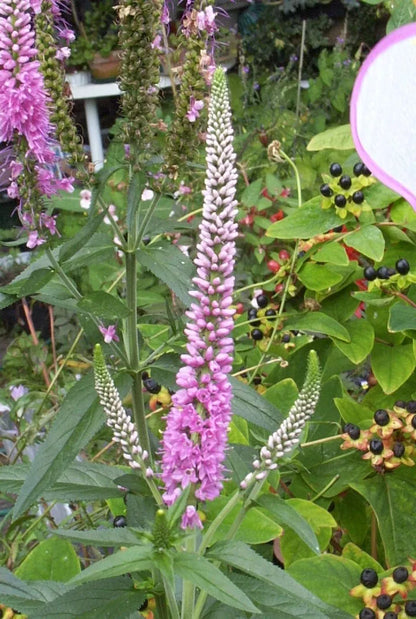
{"left": 350, "top": 23, "right": 416, "bottom": 211}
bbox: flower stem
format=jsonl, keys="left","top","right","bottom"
{"left": 181, "top": 533, "right": 196, "bottom": 619}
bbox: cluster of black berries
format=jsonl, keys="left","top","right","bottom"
{"left": 363, "top": 259, "right": 411, "bottom": 283}
{"left": 247, "top": 294, "right": 277, "bottom": 343}
{"left": 341, "top": 402, "right": 416, "bottom": 472}
{"left": 320, "top": 161, "right": 372, "bottom": 218}
{"left": 351, "top": 565, "right": 416, "bottom": 618}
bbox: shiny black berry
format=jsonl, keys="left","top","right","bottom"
{"left": 384, "top": 613, "right": 398, "bottom": 619}
{"left": 143, "top": 377, "right": 161, "bottom": 394}
{"left": 407, "top": 401, "right": 416, "bottom": 413}
{"left": 265, "top": 308, "right": 276, "bottom": 317}
{"left": 333, "top": 225, "right": 344, "bottom": 232}
{"left": 334, "top": 194, "right": 347, "bottom": 208}
{"left": 396, "top": 258, "right": 410, "bottom": 275}
{"left": 248, "top": 308, "right": 261, "bottom": 326}
{"left": 253, "top": 376, "right": 262, "bottom": 386}
{"left": 393, "top": 442, "right": 405, "bottom": 458}
{"left": 359, "top": 609, "right": 375, "bottom": 619}
{"left": 376, "top": 594, "right": 392, "bottom": 610}
{"left": 392, "top": 566, "right": 408, "bottom": 583}
{"left": 256, "top": 294, "right": 268, "bottom": 309}
{"left": 369, "top": 438, "right": 383, "bottom": 454}
{"left": 360, "top": 569, "right": 378, "bottom": 588}
{"left": 113, "top": 515, "right": 127, "bottom": 527}
{"left": 353, "top": 162, "right": 365, "bottom": 176}
{"left": 320, "top": 183, "right": 333, "bottom": 197}
{"left": 395, "top": 400, "right": 406, "bottom": 409}
{"left": 374, "top": 409, "right": 389, "bottom": 426}
{"left": 377, "top": 266, "right": 390, "bottom": 280}
{"left": 405, "top": 600, "right": 416, "bottom": 617}
{"left": 411, "top": 415, "right": 416, "bottom": 430}
{"left": 330, "top": 162, "right": 343, "bottom": 177}
{"left": 281, "top": 333, "right": 291, "bottom": 343}
{"left": 364, "top": 266, "right": 377, "bottom": 281}
{"left": 362, "top": 164, "right": 372, "bottom": 176}
{"left": 339, "top": 175, "right": 352, "bottom": 190}
{"left": 251, "top": 329, "right": 264, "bottom": 341}
{"left": 352, "top": 190, "right": 364, "bottom": 204}
{"left": 347, "top": 424, "right": 361, "bottom": 440}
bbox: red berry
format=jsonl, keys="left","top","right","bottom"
{"left": 267, "top": 260, "right": 280, "bottom": 273}
{"left": 235, "top": 302, "right": 244, "bottom": 315}
{"left": 270, "top": 210, "right": 284, "bottom": 222}
{"left": 274, "top": 283, "right": 284, "bottom": 294}
{"left": 279, "top": 250, "right": 290, "bottom": 261}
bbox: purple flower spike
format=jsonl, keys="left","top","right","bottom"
{"left": 161, "top": 68, "right": 238, "bottom": 513}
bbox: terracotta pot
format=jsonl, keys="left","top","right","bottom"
{"left": 89, "top": 50, "right": 122, "bottom": 82}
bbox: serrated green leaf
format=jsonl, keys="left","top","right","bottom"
{"left": 54, "top": 528, "right": 143, "bottom": 547}
{"left": 307, "top": 124, "right": 354, "bottom": 151}
{"left": 77, "top": 291, "right": 129, "bottom": 320}
{"left": 59, "top": 213, "right": 106, "bottom": 263}
{"left": 333, "top": 320, "right": 374, "bottom": 363}
{"left": 344, "top": 225, "right": 385, "bottom": 261}
{"left": 288, "top": 555, "right": 362, "bottom": 615}
{"left": 0, "top": 568, "right": 63, "bottom": 614}
{"left": 267, "top": 198, "right": 347, "bottom": 239}
{"left": 371, "top": 342, "right": 415, "bottom": 394}
{"left": 70, "top": 545, "right": 153, "bottom": 585}
{"left": 284, "top": 312, "right": 350, "bottom": 342}
{"left": 13, "top": 373, "right": 105, "bottom": 518}
{"left": 137, "top": 242, "right": 195, "bottom": 306}
{"left": 15, "top": 537, "right": 80, "bottom": 582}
{"left": 174, "top": 552, "right": 260, "bottom": 614}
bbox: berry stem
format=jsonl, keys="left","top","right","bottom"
{"left": 300, "top": 434, "right": 343, "bottom": 448}
{"left": 310, "top": 474, "right": 340, "bottom": 502}
{"left": 391, "top": 291, "right": 416, "bottom": 309}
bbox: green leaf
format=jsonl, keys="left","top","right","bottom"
{"left": 333, "top": 320, "right": 374, "bottom": 363}
{"left": 173, "top": 552, "right": 260, "bottom": 614}
{"left": 77, "top": 291, "right": 129, "bottom": 320}
{"left": 389, "top": 302, "right": 416, "bottom": 333}
{"left": 263, "top": 378, "right": 298, "bottom": 413}
{"left": 0, "top": 568, "right": 63, "bottom": 614}
{"left": 390, "top": 199, "right": 416, "bottom": 232}
{"left": 230, "top": 376, "right": 283, "bottom": 432}
{"left": 137, "top": 242, "right": 195, "bottom": 306}
{"left": 284, "top": 312, "right": 350, "bottom": 342}
{"left": 371, "top": 342, "right": 416, "bottom": 394}
{"left": 307, "top": 124, "right": 354, "bottom": 151}
{"left": 288, "top": 555, "right": 362, "bottom": 615}
{"left": 313, "top": 242, "right": 349, "bottom": 265}
{"left": 240, "top": 178, "right": 264, "bottom": 207}
{"left": 13, "top": 373, "right": 105, "bottom": 518}
{"left": 59, "top": 213, "right": 105, "bottom": 263}
{"left": 207, "top": 541, "right": 350, "bottom": 618}
{"left": 256, "top": 495, "right": 320, "bottom": 554}
{"left": 344, "top": 226, "right": 385, "bottom": 261}
{"left": 342, "top": 542, "right": 384, "bottom": 573}
{"left": 387, "top": 0, "right": 416, "bottom": 32}
{"left": 30, "top": 576, "right": 146, "bottom": 619}
{"left": 267, "top": 198, "right": 347, "bottom": 239}
{"left": 15, "top": 537, "right": 80, "bottom": 582}
{"left": 334, "top": 397, "right": 374, "bottom": 425}
{"left": 19, "top": 268, "right": 54, "bottom": 296}
{"left": 54, "top": 528, "right": 142, "bottom": 547}
{"left": 70, "top": 545, "right": 153, "bottom": 585}
{"left": 351, "top": 467, "right": 416, "bottom": 565}
{"left": 365, "top": 182, "right": 400, "bottom": 210}
{"left": 297, "top": 263, "right": 344, "bottom": 291}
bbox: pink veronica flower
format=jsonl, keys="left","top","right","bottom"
{"left": 186, "top": 96, "right": 204, "bottom": 122}
{"left": 99, "top": 325, "right": 120, "bottom": 344}
{"left": 161, "top": 69, "right": 238, "bottom": 522}
{"left": 197, "top": 6, "right": 217, "bottom": 36}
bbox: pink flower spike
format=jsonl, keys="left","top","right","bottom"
{"left": 186, "top": 97, "right": 204, "bottom": 122}
{"left": 99, "top": 325, "right": 120, "bottom": 344}
{"left": 181, "top": 505, "right": 203, "bottom": 530}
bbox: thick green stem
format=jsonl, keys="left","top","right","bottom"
{"left": 181, "top": 533, "right": 197, "bottom": 619}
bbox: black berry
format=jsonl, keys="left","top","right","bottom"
{"left": 353, "top": 162, "right": 365, "bottom": 176}
{"left": 253, "top": 376, "right": 262, "bottom": 385}
{"left": 395, "top": 400, "right": 406, "bottom": 409}
{"left": 392, "top": 566, "right": 408, "bottom": 583}
{"left": 329, "top": 162, "right": 343, "bottom": 177}
{"left": 360, "top": 568, "right": 378, "bottom": 588}
{"left": 320, "top": 183, "right": 333, "bottom": 197}
{"left": 364, "top": 266, "right": 377, "bottom": 281}
{"left": 377, "top": 266, "right": 390, "bottom": 280}
{"left": 369, "top": 439, "right": 383, "bottom": 454}
{"left": 143, "top": 377, "right": 161, "bottom": 394}
{"left": 393, "top": 442, "right": 405, "bottom": 458}
{"left": 396, "top": 258, "right": 410, "bottom": 275}
{"left": 248, "top": 308, "right": 261, "bottom": 326}
{"left": 359, "top": 609, "right": 375, "bottom": 619}
{"left": 251, "top": 329, "right": 264, "bottom": 341}
{"left": 333, "top": 225, "right": 344, "bottom": 232}
{"left": 362, "top": 164, "right": 372, "bottom": 176}
{"left": 384, "top": 613, "right": 398, "bottom": 619}
{"left": 334, "top": 194, "right": 347, "bottom": 208}
{"left": 339, "top": 175, "right": 352, "bottom": 190}
{"left": 411, "top": 414, "right": 416, "bottom": 430}
{"left": 374, "top": 409, "right": 389, "bottom": 426}
{"left": 113, "top": 515, "right": 127, "bottom": 528}
{"left": 256, "top": 294, "right": 268, "bottom": 309}
{"left": 376, "top": 594, "right": 392, "bottom": 610}
{"left": 343, "top": 422, "right": 354, "bottom": 433}
{"left": 407, "top": 401, "right": 416, "bottom": 413}
{"left": 281, "top": 333, "right": 291, "bottom": 343}
{"left": 405, "top": 601, "right": 416, "bottom": 617}
{"left": 265, "top": 308, "right": 276, "bottom": 317}
{"left": 387, "top": 267, "right": 396, "bottom": 277}
{"left": 352, "top": 190, "right": 364, "bottom": 204}
{"left": 347, "top": 424, "right": 361, "bottom": 440}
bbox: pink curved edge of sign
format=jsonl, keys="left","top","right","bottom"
{"left": 350, "top": 22, "right": 416, "bottom": 211}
